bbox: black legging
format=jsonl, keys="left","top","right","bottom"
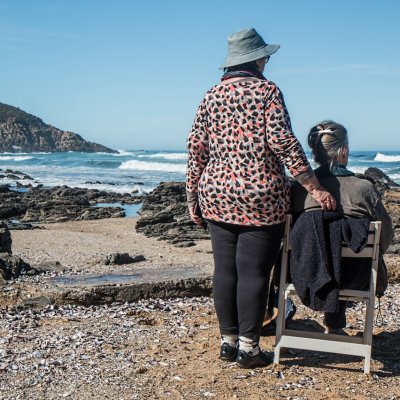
{"left": 208, "top": 220, "right": 284, "bottom": 340}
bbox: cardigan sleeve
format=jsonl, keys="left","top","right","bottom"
{"left": 186, "top": 98, "right": 210, "bottom": 194}
{"left": 264, "top": 85, "right": 312, "bottom": 178}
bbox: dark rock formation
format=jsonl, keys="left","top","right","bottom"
{"left": 44, "top": 267, "right": 212, "bottom": 306}
{"left": 34, "top": 261, "right": 68, "bottom": 273}
{"left": 0, "top": 220, "right": 39, "bottom": 284}
{"left": 0, "top": 176, "right": 143, "bottom": 225}
{"left": 3, "top": 169, "right": 34, "bottom": 182}
{"left": 0, "top": 102, "right": 116, "bottom": 153}
{"left": 360, "top": 167, "right": 400, "bottom": 193}
{"left": 0, "top": 222, "right": 12, "bottom": 253}
{"left": 0, "top": 254, "right": 38, "bottom": 285}
{"left": 4, "top": 221, "right": 34, "bottom": 230}
{"left": 101, "top": 253, "right": 146, "bottom": 265}
{"left": 135, "top": 182, "right": 209, "bottom": 246}
{"left": 0, "top": 184, "right": 10, "bottom": 193}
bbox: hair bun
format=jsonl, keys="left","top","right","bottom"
{"left": 308, "top": 120, "right": 348, "bottom": 166}
{"left": 308, "top": 129, "right": 323, "bottom": 150}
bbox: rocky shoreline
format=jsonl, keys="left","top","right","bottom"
{"left": 0, "top": 168, "right": 143, "bottom": 225}
{"left": 136, "top": 181, "right": 210, "bottom": 246}
{"left": 0, "top": 166, "right": 399, "bottom": 399}
{"left": 1, "top": 166, "right": 398, "bottom": 248}
{"left": 0, "top": 166, "right": 399, "bottom": 250}
{"left": 0, "top": 166, "right": 399, "bottom": 290}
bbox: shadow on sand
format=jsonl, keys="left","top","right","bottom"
{"left": 274, "top": 319, "right": 400, "bottom": 376}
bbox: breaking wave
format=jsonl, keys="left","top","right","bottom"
{"left": 374, "top": 153, "right": 400, "bottom": 162}
{"left": 118, "top": 160, "right": 186, "bottom": 173}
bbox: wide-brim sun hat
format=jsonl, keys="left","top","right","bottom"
{"left": 220, "top": 28, "right": 280, "bottom": 69}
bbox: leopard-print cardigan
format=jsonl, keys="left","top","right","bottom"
{"left": 186, "top": 78, "right": 312, "bottom": 226}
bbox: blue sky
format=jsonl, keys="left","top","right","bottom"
{"left": 1, "top": 0, "right": 399, "bottom": 151}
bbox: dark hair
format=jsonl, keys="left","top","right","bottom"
{"left": 223, "top": 60, "right": 259, "bottom": 73}
{"left": 308, "top": 120, "right": 348, "bottom": 166}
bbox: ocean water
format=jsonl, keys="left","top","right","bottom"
{"left": 0, "top": 150, "right": 399, "bottom": 194}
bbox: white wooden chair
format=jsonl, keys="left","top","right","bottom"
{"left": 273, "top": 215, "right": 382, "bottom": 373}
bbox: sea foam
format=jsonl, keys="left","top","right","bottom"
{"left": 348, "top": 166, "right": 368, "bottom": 174}
{"left": 374, "top": 153, "right": 400, "bottom": 162}
{"left": 137, "top": 152, "right": 187, "bottom": 160}
{"left": 118, "top": 160, "right": 186, "bottom": 173}
{"left": 390, "top": 174, "right": 400, "bottom": 183}
{"left": 114, "top": 150, "right": 135, "bottom": 156}
{"left": 0, "top": 155, "right": 34, "bottom": 161}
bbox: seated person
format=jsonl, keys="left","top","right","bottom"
{"left": 291, "top": 120, "right": 393, "bottom": 334}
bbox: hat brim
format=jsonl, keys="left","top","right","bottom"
{"left": 220, "top": 44, "right": 280, "bottom": 69}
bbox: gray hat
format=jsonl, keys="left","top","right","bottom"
{"left": 220, "top": 28, "right": 280, "bottom": 69}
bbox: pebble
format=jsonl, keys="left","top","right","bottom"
{"left": 0, "top": 296, "right": 214, "bottom": 397}
{"left": 0, "top": 285, "right": 400, "bottom": 399}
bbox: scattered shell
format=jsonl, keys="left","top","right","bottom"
{"left": 0, "top": 287, "right": 399, "bottom": 399}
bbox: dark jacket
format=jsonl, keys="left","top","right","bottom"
{"left": 291, "top": 166, "right": 393, "bottom": 296}
{"left": 289, "top": 210, "right": 370, "bottom": 313}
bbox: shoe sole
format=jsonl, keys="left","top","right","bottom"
{"left": 236, "top": 360, "right": 271, "bottom": 369}
{"left": 236, "top": 354, "right": 273, "bottom": 369}
{"left": 219, "top": 354, "right": 237, "bottom": 362}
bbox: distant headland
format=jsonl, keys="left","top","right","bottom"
{"left": 0, "top": 102, "right": 116, "bottom": 153}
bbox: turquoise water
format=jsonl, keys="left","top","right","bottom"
{"left": 94, "top": 202, "right": 142, "bottom": 217}
{"left": 0, "top": 150, "right": 399, "bottom": 195}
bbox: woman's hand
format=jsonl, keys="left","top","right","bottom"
{"left": 187, "top": 191, "right": 207, "bottom": 229}
{"left": 309, "top": 187, "right": 337, "bottom": 210}
{"left": 188, "top": 202, "right": 207, "bottom": 228}
{"left": 300, "top": 174, "right": 337, "bottom": 210}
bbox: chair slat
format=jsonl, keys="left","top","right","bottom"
{"left": 341, "top": 247, "right": 374, "bottom": 258}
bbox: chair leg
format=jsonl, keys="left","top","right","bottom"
{"left": 364, "top": 350, "right": 371, "bottom": 374}
{"left": 274, "top": 217, "right": 291, "bottom": 365}
{"left": 274, "top": 345, "right": 281, "bottom": 364}
{"left": 274, "top": 289, "right": 288, "bottom": 364}
{"left": 363, "top": 296, "right": 375, "bottom": 374}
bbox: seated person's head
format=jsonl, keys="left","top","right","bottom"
{"left": 308, "top": 121, "right": 349, "bottom": 167}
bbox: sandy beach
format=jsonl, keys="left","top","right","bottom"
{"left": 10, "top": 217, "right": 214, "bottom": 276}
{"left": 0, "top": 217, "right": 399, "bottom": 399}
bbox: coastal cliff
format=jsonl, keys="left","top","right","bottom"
{"left": 0, "top": 102, "right": 116, "bottom": 153}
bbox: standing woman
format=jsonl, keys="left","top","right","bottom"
{"left": 186, "top": 28, "right": 336, "bottom": 368}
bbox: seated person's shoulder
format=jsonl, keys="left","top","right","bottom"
{"left": 353, "top": 173, "right": 376, "bottom": 186}
{"left": 347, "top": 174, "right": 378, "bottom": 194}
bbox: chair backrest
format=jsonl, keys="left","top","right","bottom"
{"left": 341, "top": 221, "right": 381, "bottom": 261}
{"left": 284, "top": 215, "right": 382, "bottom": 295}
{"left": 286, "top": 215, "right": 381, "bottom": 261}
